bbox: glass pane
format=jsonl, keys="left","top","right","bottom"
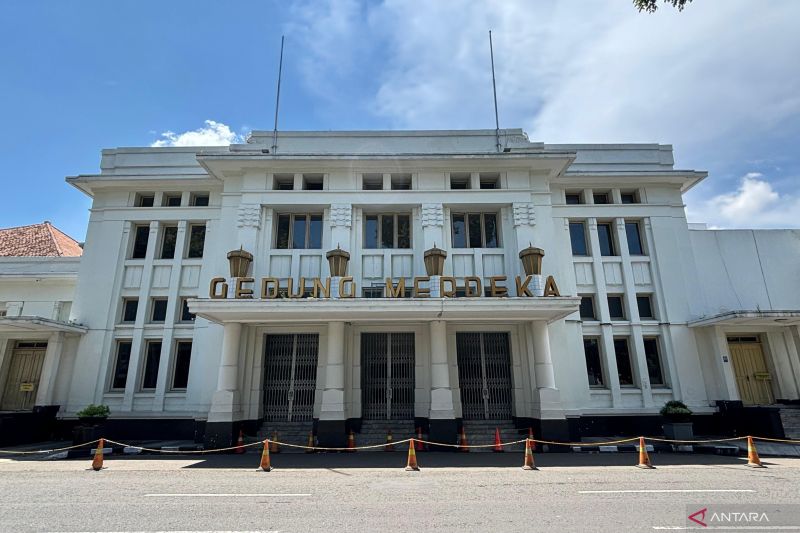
{"left": 583, "top": 338, "right": 604, "bottom": 387}
{"left": 569, "top": 223, "right": 587, "bottom": 256}
{"left": 468, "top": 214, "right": 482, "bottom": 248}
{"left": 579, "top": 297, "right": 595, "bottom": 319}
{"left": 193, "top": 194, "right": 209, "bottom": 206}
{"left": 276, "top": 214, "right": 290, "bottom": 249}
{"left": 308, "top": 214, "right": 322, "bottom": 249}
{"left": 173, "top": 342, "right": 192, "bottom": 389}
{"left": 593, "top": 193, "right": 609, "bottom": 204}
{"left": 566, "top": 193, "right": 581, "bottom": 205}
{"left": 142, "top": 342, "right": 162, "bottom": 389}
{"left": 598, "top": 224, "right": 615, "bottom": 256}
{"left": 181, "top": 299, "right": 195, "bottom": 322}
{"left": 132, "top": 226, "right": 149, "bottom": 259}
{"left": 112, "top": 342, "right": 132, "bottom": 389}
{"left": 381, "top": 215, "right": 394, "bottom": 249}
{"left": 292, "top": 215, "right": 307, "bottom": 249}
{"left": 151, "top": 299, "right": 168, "bottom": 322}
{"left": 122, "top": 300, "right": 138, "bottom": 322}
{"left": 625, "top": 222, "right": 644, "bottom": 255}
{"left": 452, "top": 214, "right": 466, "bottom": 248}
{"left": 160, "top": 226, "right": 177, "bottom": 259}
{"left": 614, "top": 339, "right": 634, "bottom": 386}
{"left": 188, "top": 225, "right": 206, "bottom": 258}
{"left": 483, "top": 213, "right": 498, "bottom": 248}
{"left": 396, "top": 215, "right": 411, "bottom": 248}
{"left": 637, "top": 296, "right": 653, "bottom": 319}
{"left": 644, "top": 338, "right": 664, "bottom": 385}
{"left": 364, "top": 215, "right": 378, "bottom": 249}
{"left": 608, "top": 296, "right": 625, "bottom": 319}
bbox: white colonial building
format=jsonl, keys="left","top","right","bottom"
{"left": 1, "top": 129, "right": 798, "bottom": 447}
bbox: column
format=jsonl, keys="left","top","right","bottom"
{"left": 428, "top": 320, "right": 457, "bottom": 445}
{"left": 34, "top": 332, "right": 64, "bottom": 407}
{"left": 317, "top": 321, "right": 347, "bottom": 447}
{"left": 530, "top": 320, "right": 568, "bottom": 441}
{"left": 205, "top": 322, "right": 242, "bottom": 448}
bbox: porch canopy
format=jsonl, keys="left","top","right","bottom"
{"left": 689, "top": 310, "right": 800, "bottom": 328}
{"left": 0, "top": 316, "right": 87, "bottom": 334}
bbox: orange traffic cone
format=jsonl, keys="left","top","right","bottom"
{"left": 305, "top": 431, "right": 315, "bottom": 453}
{"left": 493, "top": 428, "right": 503, "bottom": 452}
{"left": 270, "top": 431, "right": 280, "bottom": 453}
{"left": 459, "top": 427, "right": 469, "bottom": 452}
{"left": 91, "top": 438, "right": 105, "bottom": 471}
{"left": 636, "top": 437, "right": 655, "bottom": 469}
{"left": 259, "top": 440, "right": 272, "bottom": 471}
{"left": 746, "top": 436, "right": 765, "bottom": 468}
{"left": 405, "top": 439, "right": 420, "bottom": 471}
{"left": 347, "top": 430, "right": 356, "bottom": 452}
{"left": 415, "top": 427, "right": 424, "bottom": 451}
{"left": 235, "top": 430, "right": 245, "bottom": 454}
{"left": 522, "top": 438, "right": 537, "bottom": 470}
{"left": 528, "top": 427, "right": 536, "bottom": 452}
{"left": 385, "top": 429, "right": 394, "bottom": 452}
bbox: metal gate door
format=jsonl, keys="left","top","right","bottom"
{"left": 361, "top": 333, "right": 415, "bottom": 420}
{"left": 1, "top": 345, "right": 46, "bottom": 411}
{"left": 456, "top": 332, "right": 513, "bottom": 420}
{"left": 263, "top": 334, "right": 319, "bottom": 421}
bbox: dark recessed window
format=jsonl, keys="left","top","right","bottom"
{"left": 643, "top": 338, "right": 664, "bottom": 386}
{"left": 569, "top": 222, "right": 588, "bottom": 256}
{"left": 274, "top": 175, "right": 294, "bottom": 190}
{"left": 187, "top": 224, "right": 206, "bottom": 258}
{"left": 613, "top": 338, "right": 635, "bottom": 386}
{"left": 163, "top": 194, "right": 182, "bottom": 207}
{"left": 365, "top": 214, "right": 411, "bottom": 249}
{"left": 172, "top": 341, "right": 192, "bottom": 389}
{"left": 625, "top": 221, "right": 644, "bottom": 256}
{"left": 180, "top": 298, "right": 195, "bottom": 322}
{"left": 151, "top": 298, "right": 168, "bottom": 322}
{"left": 136, "top": 194, "right": 154, "bottom": 207}
{"left": 141, "top": 341, "right": 162, "bottom": 390}
{"left": 621, "top": 191, "right": 639, "bottom": 204}
{"left": 608, "top": 296, "right": 625, "bottom": 320}
{"left": 593, "top": 192, "right": 610, "bottom": 204}
{"left": 391, "top": 174, "right": 412, "bottom": 190}
{"left": 122, "top": 299, "right": 138, "bottom": 323}
{"left": 479, "top": 174, "right": 500, "bottom": 189}
{"left": 583, "top": 338, "right": 604, "bottom": 387}
{"left": 191, "top": 193, "right": 209, "bottom": 206}
{"left": 276, "top": 214, "right": 323, "bottom": 249}
{"left": 363, "top": 287, "right": 384, "bottom": 298}
{"left": 160, "top": 226, "right": 178, "bottom": 259}
{"left": 565, "top": 192, "right": 582, "bottom": 205}
{"left": 579, "top": 296, "right": 596, "bottom": 320}
{"left": 303, "top": 175, "right": 324, "bottom": 190}
{"left": 131, "top": 225, "right": 150, "bottom": 259}
{"left": 449, "top": 174, "right": 471, "bottom": 189}
{"left": 111, "top": 341, "right": 132, "bottom": 390}
{"left": 597, "top": 223, "right": 616, "bottom": 256}
{"left": 637, "top": 295, "right": 654, "bottom": 319}
{"left": 451, "top": 213, "right": 499, "bottom": 248}
{"left": 362, "top": 174, "right": 383, "bottom": 190}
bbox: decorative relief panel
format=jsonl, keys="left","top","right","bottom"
{"left": 512, "top": 202, "right": 536, "bottom": 227}
{"left": 421, "top": 204, "right": 444, "bottom": 228}
{"left": 330, "top": 204, "right": 352, "bottom": 228}
{"left": 237, "top": 204, "right": 261, "bottom": 228}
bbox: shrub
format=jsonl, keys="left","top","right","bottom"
{"left": 75, "top": 404, "right": 110, "bottom": 419}
{"left": 660, "top": 400, "right": 692, "bottom": 421}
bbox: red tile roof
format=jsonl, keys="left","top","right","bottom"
{"left": 0, "top": 222, "right": 83, "bottom": 257}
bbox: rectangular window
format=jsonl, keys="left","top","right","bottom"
{"left": 187, "top": 224, "right": 206, "bottom": 258}
{"left": 131, "top": 225, "right": 150, "bottom": 259}
{"left": 362, "top": 287, "right": 384, "bottom": 298}
{"left": 364, "top": 214, "right": 411, "bottom": 249}
{"left": 479, "top": 173, "right": 500, "bottom": 189}
{"left": 625, "top": 221, "right": 644, "bottom": 255}
{"left": 151, "top": 298, "right": 168, "bottom": 322}
{"left": 613, "top": 338, "right": 635, "bottom": 386}
{"left": 274, "top": 174, "right": 294, "bottom": 190}
{"left": 172, "top": 341, "right": 192, "bottom": 389}
{"left": 449, "top": 173, "right": 470, "bottom": 189}
{"left": 160, "top": 225, "right": 178, "bottom": 259}
{"left": 579, "top": 296, "right": 596, "bottom": 320}
{"left": 275, "top": 214, "right": 323, "bottom": 249}
{"left": 122, "top": 298, "right": 138, "bottom": 323}
{"left": 303, "top": 174, "right": 323, "bottom": 190}
{"left": 191, "top": 193, "right": 209, "bottom": 206}
{"left": 597, "top": 223, "right": 616, "bottom": 256}
{"left": 569, "top": 222, "right": 588, "bottom": 256}
{"left": 180, "top": 298, "right": 195, "bottom": 322}
{"left": 621, "top": 191, "right": 639, "bottom": 204}
{"left": 111, "top": 341, "right": 132, "bottom": 390}
{"left": 362, "top": 174, "right": 383, "bottom": 190}
{"left": 141, "top": 341, "right": 162, "bottom": 390}
{"left": 583, "top": 338, "right": 604, "bottom": 387}
{"left": 607, "top": 295, "right": 625, "bottom": 320}
{"left": 643, "top": 338, "right": 665, "bottom": 386}
{"left": 450, "top": 213, "right": 499, "bottom": 248}
{"left": 593, "top": 192, "right": 610, "bottom": 204}
{"left": 163, "top": 194, "right": 182, "bottom": 207}
{"left": 565, "top": 192, "right": 583, "bottom": 204}
{"left": 637, "top": 294, "right": 654, "bottom": 319}
{"left": 136, "top": 193, "right": 154, "bottom": 207}
{"left": 391, "top": 174, "right": 412, "bottom": 190}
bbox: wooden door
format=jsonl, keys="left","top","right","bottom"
{"left": 1, "top": 348, "right": 46, "bottom": 411}
{"left": 728, "top": 339, "right": 774, "bottom": 405}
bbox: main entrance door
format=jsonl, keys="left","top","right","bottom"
{"left": 1, "top": 342, "right": 47, "bottom": 411}
{"left": 262, "top": 334, "right": 319, "bottom": 421}
{"left": 456, "top": 332, "right": 513, "bottom": 420}
{"left": 361, "top": 332, "right": 415, "bottom": 420}
{"left": 728, "top": 336, "right": 774, "bottom": 405}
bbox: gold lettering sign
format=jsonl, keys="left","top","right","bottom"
{"left": 385, "top": 278, "right": 405, "bottom": 298}
{"left": 543, "top": 275, "right": 561, "bottom": 297}
{"left": 464, "top": 276, "right": 481, "bottom": 297}
{"left": 261, "top": 278, "right": 279, "bottom": 299}
{"left": 489, "top": 276, "right": 508, "bottom": 297}
{"left": 235, "top": 277, "right": 254, "bottom": 299}
{"left": 313, "top": 277, "right": 330, "bottom": 298}
{"left": 210, "top": 277, "right": 228, "bottom": 299}
{"left": 439, "top": 276, "right": 456, "bottom": 298}
{"left": 515, "top": 275, "right": 533, "bottom": 297}
{"left": 339, "top": 276, "right": 356, "bottom": 298}
{"left": 413, "top": 277, "right": 430, "bottom": 298}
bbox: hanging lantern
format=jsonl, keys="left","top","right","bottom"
{"left": 326, "top": 245, "right": 351, "bottom": 277}
{"left": 424, "top": 245, "right": 447, "bottom": 276}
{"left": 518, "top": 245, "right": 545, "bottom": 276}
{"left": 227, "top": 247, "right": 254, "bottom": 277}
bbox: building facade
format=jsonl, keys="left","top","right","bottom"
{"left": 1, "top": 129, "right": 798, "bottom": 446}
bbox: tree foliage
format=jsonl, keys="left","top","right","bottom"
{"left": 634, "top": 0, "right": 692, "bottom": 13}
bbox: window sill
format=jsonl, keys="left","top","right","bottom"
{"left": 620, "top": 388, "right": 642, "bottom": 393}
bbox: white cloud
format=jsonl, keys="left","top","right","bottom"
{"left": 151, "top": 120, "right": 245, "bottom": 147}
{"left": 687, "top": 173, "right": 800, "bottom": 229}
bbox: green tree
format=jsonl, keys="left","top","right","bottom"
{"left": 634, "top": 0, "right": 692, "bottom": 13}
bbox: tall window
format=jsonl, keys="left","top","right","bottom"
{"left": 187, "top": 224, "right": 206, "bottom": 258}
{"left": 637, "top": 294, "right": 654, "bottom": 319}
{"left": 579, "top": 296, "right": 596, "bottom": 320}
{"left": 643, "top": 338, "right": 665, "bottom": 386}
{"left": 131, "top": 225, "right": 150, "bottom": 259}
{"left": 451, "top": 213, "right": 499, "bottom": 248}
{"left": 141, "top": 341, "right": 162, "bottom": 390}
{"left": 583, "top": 338, "right": 604, "bottom": 387}
{"left": 180, "top": 298, "right": 195, "bottom": 322}
{"left": 613, "top": 338, "right": 635, "bottom": 386}
{"left": 160, "top": 225, "right": 178, "bottom": 259}
{"left": 364, "top": 214, "right": 411, "bottom": 249}
{"left": 151, "top": 298, "right": 168, "bottom": 322}
{"left": 276, "top": 214, "right": 323, "bottom": 249}
{"left": 111, "top": 341, "right": 132, "bottom": 390}
{"left": 121, "top": 298, "right": 138, "bottom": 323}
{"left": 597, "top": 223, "right": 616, "bottom": 256}
{"left": 569, "top": 222, "right": 588, "bottom": 256}
{"left": 172, "top": 341, "right": 192, "bottom": 389}
{"left": 607, "top": 295, "right": 625, "bottom": 320}
{"left": 625, "top": 221, "right": 644, "bottom": 255}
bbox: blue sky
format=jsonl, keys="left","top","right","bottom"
{"left": 1, "top": 0, "right": 799, "bottom": 240}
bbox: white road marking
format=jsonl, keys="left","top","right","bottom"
{"left": 49, "top": 531, "right": 278, "bottom": 533}
{"left": 579, "top": 489, "right": 755, "bottom": 494}
{"left": 653, "top": 527, "right": 800, "bottom": 530}
{"left": 144, "top": 493, "right": 310, "bottom": 497}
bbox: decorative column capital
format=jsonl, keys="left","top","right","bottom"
{"left": 512, "top": 202, "right": 536, "bottom": 227}
{"left": 330, "top": 204, "right": 352, "bottom": 228}
{"left": 237, "top": 204, "right": 261, "bottom": 228}
{"left": 421, "top": 203, "right": 444, "bottom": 228}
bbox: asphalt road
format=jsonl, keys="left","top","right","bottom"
{"left": 1, "top": 453, "right": 799, "bottom": 532}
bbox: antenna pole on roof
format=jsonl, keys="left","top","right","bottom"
{"left": 489, "top": 30, "right": 501, "bottom": 153}
{"left": 271, "top": 35, "right": 285, "bottom": 154}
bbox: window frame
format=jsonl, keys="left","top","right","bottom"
{"left": 162, "top": 193, "right": 182, "bottom": 207}
{"left": 479, "top": 173, "right": 500, "bottom": 189}
{"left": 179, "top": 297, "right": 196, "bottom": 323}
{"left": 613, "top": 337, "right": 636, "bottom": 387}
{"left": 141, "top": 340, "right": 162, "bottom": 391}
{"left": 625, "top": 220, "right": 645, "bottom": 256}
{"left": 636, "top": 294, "right": 655, "bottom": 320}
{"left": 190, "top": 193, "right": 209, "bottom": 206}
{"left": 150, "top": 297, "right": 168, "bottom": 323}
{"left": 607, "top": 295, "right": 626, "bottom": 321}
{"left": 110, "top": 340, "right": 133, "bottom": 391}
{"left": 273, "top": 174, "right": 295, "bottom": 190}
{"left": 130, "top": 224, "right": 150, "bottom": 259}
{"left": 593, "top": 192, "right": 610, "bottom": 204}
{"left": 136, "top": 193, "right": 155, "bottom": 207}
{"left": 302, "top": 174, "right": 324, "bottom": 190}
{"left": 643, "top": 337, "right": 666, "bottom": 387}
{"left": 579, "top": 295, "right": 596, "bottom": 320}
{"left": 363, "top": 213, "right": 412, "bottom": 249}
{"left": 569, "top": 221, "right": 589, "bottom": 256}
{"left": 620, "top": 190, "right": 639, "bottom": 204}
{"left": 171, "top": 340, "right": 193, "bottom": 390}
{"left": 583, "top": 337, "right": 606, "bottom": 388}
{"left": 597, "top": 222, "right": 617, "bottom": 256}
{"left": 390, "top": 174, "right": 412, "bottom": 190}
{"left": 449, "top": 173, "right": 471, "bottom": 189}
{"left": 450, "top": 212, "right": 500, "bottom": 249}
{"left": 275, "top": 213, "right": 324, "bottom": 250}
{"left": 121, "top": 298, "right": 138, "bottom": 324}
{"left": 159, "top": 225, "right": 178, "bottom": 259}
{"left": 565, "top": 191, "right": 583, "bottom": 205}
{"left": 362, "top": 174, "right": 383, "bottom": 190}
{"left": 186, "top": 223, "right": 206, "bottom": 258}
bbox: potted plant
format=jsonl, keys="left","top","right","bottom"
{"left": 72, "top": 404, "right": 110, "bottom": 444}
{"left": 660, "top": 400, "right": 693, "bottom": 440}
